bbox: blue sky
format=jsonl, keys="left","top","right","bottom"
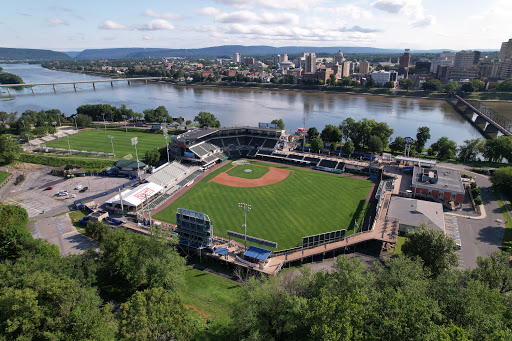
{"left": 2, "top": 0, "right": 510, "bottom": 51}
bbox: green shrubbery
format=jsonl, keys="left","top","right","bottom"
{"left": 20, "top": 154, "right": 113, "bottom": 172}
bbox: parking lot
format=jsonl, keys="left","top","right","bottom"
{"left": 3, "top": 164, "right": 134, "bottom": 217}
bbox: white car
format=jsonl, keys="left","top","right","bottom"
{"left": 67, "top": 194, "right": 76, "bottom": 199}
{"left": 75, "top": 185, "right": 82, "bottom": 190}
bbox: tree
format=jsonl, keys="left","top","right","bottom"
{"left": 117, "top": 287, "right": 194, "bottom": 341}
{"left": 320, "top": 124, "right": 341, "bottom": 144}
{"left": 422, "top": 79, "right": 442, "bottom": 92}
{"left": 368, "top": 135, "right": 383, "bottom": 153}
{"left": 444, "top": 81, "right": 458, "bottom": 93}
{"left": 365, "top": 77, "right": 376, "bottom": 88}
{"left": 399, "top": 78, "right": 415, "bottom": 90}
{"left": 194, "top": 111, "right": 220, "bottom": 128}
{"left": 384, "top": 81, "right": 395, "bottom": 88}
{"left": 85, "top": 221, "right": 111, "bottom": 243}
{"left": 498, "top": 78, "right": 512, "bottom": 92}
{"left": 429, "top": 137, "right": 457, "bottom": 160}
{"left": 175, "top": 116, "right": 185, "bottom": 125}
{"left": 311, "top": 137, "right": 324, "bottom": 153}
{"left": 0, "top": 135, "right": 21, "bottom": 164}
{"left": 339, "top": 117, "right": 356, "bottom": 142}
{"left": 491, "top": 167, "right": 512, "bottom": 194}
{"left": 458, "top": 138, "right": 485, "bottom": 162}
{"left": 389, "top": 136, "right": 405, "bottom": 153}
{"left": 483, "top": 136, "right": 512, "bottom": 163}
{"left": 461, "top": 82, "right": 476, "bottom": 92}
{"left": 144, "top": 148, "right": 160, "bottom": 166}
{"left": 271, "top": 119, "right": 285, "bottom": 129}
{"left": 402, "top": 226, "right": 459, "bottom": 276}
{"left": 327, "top": 73, "right": 337, "bottom": 86}
{"left": 342, "top": 139, "right": 354, "bottom": 158}
{"left": 473, "top": 251, "right": 512, "bottom": 294}
{"left": 75, "top": 114, "right": 92, "bottom": 128}
{"left": 185, "top": 120, "right": 192, "bottom": 126}
{"left": 307, "top": 127, "right": 319, "bottom": 141}
{"left": 415, "top": 126, "right": 431, "bottom": 154}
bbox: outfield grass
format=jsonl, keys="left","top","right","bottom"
{"left": 154, "top": 161, "right": 372, "bottom": 250}
{"left": 0, "top": 171, "right": 9, "bottom": 183}
{"left": 45, "top": 129, "right": 166, "bottom": 159}
{"left": 180, "top": 267, "right": 240, "bottom": 323}
{"left": 226, "top": 164, "right": 269, "bottom": 179}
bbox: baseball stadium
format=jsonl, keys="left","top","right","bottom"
{"left": 118, "top": 125, "right": 398, "bottom": 274}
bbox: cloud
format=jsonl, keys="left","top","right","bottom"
{"left": 17, "top": 12, "right": 32, "bottom": 17}
{"left": 143, "top": 35, "right": 153, "bottom": 40}
{"left": 143, "top": 9, "right": 183, "bottom": 20}
{"left": 258, "top": 11, "right": 299, "bottom": 25}
{"left": 332, "top": 5, "right": 373, "bottom": 19}
{"left": 412, "top": 15, "right": 435, "bottom": 28}
{"left": 372, "top": 0, "right": 404, "bottom": 13}
{"left": 199, "top": 7, "right": 299, "bottom": 25}
{"left": 98, "top": 20, "right": 132, "bottom": 30}
{"left": 372, "top": 0, "right": 435, "bottom": 28}
{"left": 47, "top": 18, "right": 68, "bottom": 25}
{"left": 340, "top": 25, "right": 381, "bottom": 33}
{"left": 138, "top": 19, "right": 175, "bottom": 30}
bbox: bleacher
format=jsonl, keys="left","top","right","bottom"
{"left": 257, "top": 149, "right": 273, "bottom": 156}
{"left": 247, "top": 149, "right": 257, "bottom": 157}
{"left": 222, "top": 137, "right": 239, "bottom": 147}
{"left": 229, "top": 150, "right": 241, "bottom": 157}
{"left": 208, "top": 138, "right": 224, "bottom": 147}
{"left": 189, "top": 144, "right": 209, "bottom": 157}
{"left": 176, "top": 170, "right": 203, "bottom": 187}
{"left": 317, "top": 159, "right": 339, "bottom": 169}
{"left": 249, "top": 137, "right": 265, "bottom": 147}
{"left": 262, "top": 138, "right": 278, "bottom": 149}
{"left": 272, "top": 152, "right": 288, "bottom": 158}
{"left": 335, "top": 162, "right": 346, "bottom": 171}
{"left": 201, "top": 142, "right": 219, "bottom": 153}
{"left": 146, "top": 193, "right": 171, "bottom": 211}
{"left": 287, "top": 154, "right": 304, "bottom": 161}
{"left": 303, "top": 156, "right": 321, "bottom": 165}
{"left": 146, "top": 162, "right": 188, "bottom": 187}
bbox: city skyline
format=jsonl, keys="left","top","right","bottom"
{"left": 2, "top": 0, "right": 511, "bottom": 51}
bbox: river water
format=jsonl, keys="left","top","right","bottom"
{"left": 0, "top": 63, "right": 499, "bottom": 146}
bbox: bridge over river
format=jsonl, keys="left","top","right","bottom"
{"left": 0, "top": 77, "right": 163, "bottom": 95}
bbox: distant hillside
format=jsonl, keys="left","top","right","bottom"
{"left": 0, "top": 47, "right": 71, "bottom": 61}
{"left": 62, "top": 51, "right": 82, "bottom": 58}
{"left": 74, "top": 45, "right": 460, "bottom": 60}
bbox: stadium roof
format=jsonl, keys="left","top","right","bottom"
{"left": 387, "top": 196, "right": 445, "bottom": 233}
{"left": 214, "top": 247, "right": 229, "bottom": 256}
{"left": 114, "top": 160, "right": 147, "bottom": 169}
{"left": 395, "top": 156, "right": 436, "bottom": 166}
{"left": 106, "top": 182, "right": 163, "bottom": 207}
{"left": 244, "top": 245, "right": 272, "bottom": 261}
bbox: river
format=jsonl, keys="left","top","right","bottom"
{"left": 0, "top": 63, "right": 502, "bottom": 146}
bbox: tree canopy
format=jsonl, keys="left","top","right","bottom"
{"left": 194, "top": 111, "right": 221, "bottom": 128}
{"left": 306, "top": 127, "right": 319, "bottom": 141}
{"left": 320, "top": 124, "right": 341, "bottom": 143}
{"left": 271, "top": 119, "right": 285, "bottom": 129}
{"left": 428, "top": 136, "right": 457, "bottom": 160}
{"left": 415, "top": 126, "right": 431, "bottom": 154}
{"left": 311, "top": 137, "right": 324, "bottom": 152}
{"left": 0, "top": 135, "right": 22, "bottom": 164}
{"left": 491, "top": 166, "right": 512, "bottom": 194}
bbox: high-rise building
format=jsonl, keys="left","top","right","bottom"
{"left": 398, "top": 49, "right": 411, "bottom": 78}
{"left": 341, "top": 61, "right": 352, "bottom": 77}
{"left": 499, "top": 38, "right": 512, "bottom": 62}
{"left": 334, "top": 50, "right": 344, "bottom": 64}
{"left": 453, "top": 51, "right": 480, "bottom": 69}
{"left": 243, "top": 57, "right": 255, "bottom": 65}
{"left": 232, "top": 52, "right": 241, "bottom": 63}
{"left": 359, "top": 61, "right": 370, "bottom": 74}
{"left": 415, "top": 60, "right": 431, "bottom": 74}
{"left": 304, "top": 53, "right": 316, "bottom": 73}
{"left": 430, "top": 51, "right": 455, "bottom": 73}
{"left": 500, "top": 60, "right": 512, "bottom": 80}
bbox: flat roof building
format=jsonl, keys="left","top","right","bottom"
{"left": 411, "top": 166, "right": 465, "bottom": 204}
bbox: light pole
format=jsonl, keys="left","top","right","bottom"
{"left": 52, "top": 121, "right": 57, "bottom": 135}
{"left": 44, "top": 122, "right": 49, "bottom": 134}
{"left": 66, "top": 135, "right": 71, "bottom": 154}
{"left": 102, "top": 113, "right": 106, "bottom": 130}
{"left": 163, "top": 128, "right": 170, "bottom": 164}
{"left": 132, "top": 137, "right": 140, "bottom": 179}
{"left": 238, "top": 202, "right": 251, "bottom": 250}
{"left": 122, "top": 115, "right": 127, "bottom": 132}
{"left": 25, "top": 133, "right": 31, "bottom": 151}
{"left": 73, "top": 115, "right": 78, "bottom": 131}
{"left": 108, "top": 135, "right": 115, "bottom": 156}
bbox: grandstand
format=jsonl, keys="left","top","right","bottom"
{"left": 146, "top": 161, "right": 190, "bottom": 187}
{"left": 169, "top": 126, "right": 285, "bottom": 169}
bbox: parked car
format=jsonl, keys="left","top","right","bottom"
{"left": 75, "top": 185, "right": 82, "bottom": 190}
{"left": 44, "top": 186, "right": 53, "bottom": 190}
{"left": 67, "top": 194, "right": 76, "bottom": 199}
{"left": 79, "top": 186, "right": 89, "bottom": 193}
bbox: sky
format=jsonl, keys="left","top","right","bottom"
{"left": 2, "top": 0, "right": 511, "bottom": 51}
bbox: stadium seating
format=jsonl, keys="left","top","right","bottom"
{"left": 249, "top": 137, "right": 265, "bottom": 147}
{"left": 262, "top": 138, "right": 278, "bottom": 149}
{"left": 189, "top": 144, "right": 209, "bottom": 157}
{"left": 176, "top": 170, "right": 203, "bottom": 187}
{"left": 222, "top": 137, "right": 239, "bottom": 147}
{"left": 335, "top": 162, "right": 346, "bottom": 171}
{"left": 303, "top": 156, "right": 321, "bottom": 165}
{"left": 247, "top": 149, "right": 257, "bottom": 157}
{"left": 272, "top": 152, "right": 288, "bottom": 158}
{"left": 257, "top": 149, "right": 273, "bottom": 156}
{"left": 287, "top": 154, "right": 304, "bottom": 161}
{"left": 318, "top": 159, "right": 339, "bottom": 169}
{"left": 146, "top": 162, "right": 188, "bottom": 186}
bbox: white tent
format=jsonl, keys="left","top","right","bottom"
{"left": 106, "top": 182, "right": 163, "bottom": 208}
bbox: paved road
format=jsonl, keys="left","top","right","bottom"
{"left": 439, "top": 163, "right": 505, "bottom": 268}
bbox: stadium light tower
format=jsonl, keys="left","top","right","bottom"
{"left": 131, "top": 137, "right": 140, "bottom": 179}
{"left": 108, "top": 135, "right": 115, "bottom": 156}
{"left": 163, "top": 128, "right": 170, "bottom": 164}
{"left": 238, "top": 202, "right": 251, "bottom": 250}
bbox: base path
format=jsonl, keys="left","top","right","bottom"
{"left": 210, "top": 166, "right": 291, "bottom": 187}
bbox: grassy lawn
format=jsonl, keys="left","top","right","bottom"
{"left": 69, "top": 209, "right": 89, "bottom": 233}
{"left": 0, "top": 170, "right": 9, "bottom": 184}
{"left": 180, "top": 267, "right": 241, "bottom": 323}
{"left": 226, "top": 163, "right": 269, "bottom": 179}
{"left": 45, "top": 129, "right": 166, "bottom": 159}
{"left": 494, "top": 190, "right": 512, "bottom": 249}
{"left": 154, "top": 161, "right": 372, "bottom": 250}
{"left": 393, "top": 236, "right": 408, "bottom": 255}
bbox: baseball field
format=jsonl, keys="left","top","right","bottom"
{"left": 153, "top": 160, "right": 373, "bottom": 250}
{"left": 45, "top": 129, "right": 166, "bottom": 158}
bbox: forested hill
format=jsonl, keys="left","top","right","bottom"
{"left": 75, "top": 45, "right": 458, "bottom": 60}
{"left": 0, "top": 47, "right": 71, "bottom": 61}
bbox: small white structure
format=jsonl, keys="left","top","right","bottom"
{"left": 106, "top": 182, "right": 163, "bottom": 212}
